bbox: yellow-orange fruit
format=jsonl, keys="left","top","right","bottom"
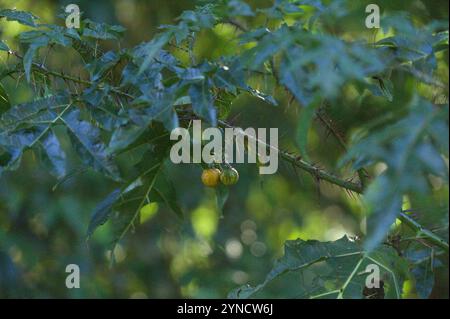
{"left": 201, "top": 168, "right": 221, "bottom": 187}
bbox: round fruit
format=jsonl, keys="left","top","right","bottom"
{"left": 201, "top": 168, "right": 221, "bottom": 187}
{"left": 220, "top": 167, "right": 239, "bottom": 186}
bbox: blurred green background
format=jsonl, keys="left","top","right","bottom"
{"left": 0, "top": 0, "right": 448, "bottom": 298}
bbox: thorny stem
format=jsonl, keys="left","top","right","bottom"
{"left": 224, "top": 19, "right": 371, "bottom": 189}
{"left": 218, "top": 119, "right": 449, "bottom": 253}
{"left": 315, "top": 108, "right": 369, "bottom": 191}
{"left": 217, "top": 119, "right": 364, "bottom": 193}
{"left": 399, "top": 212, "right": 449, "bottom": 252}
{"left": 230, "top": 25, "right": 446, "bottom": 251}
{"left": 7, "top": 45, "right": 449, "bottom": 253}
{"left": 9, "top": 51, "right": 134, "bottom": 100}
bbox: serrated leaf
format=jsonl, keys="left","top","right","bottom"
{"left": 153, "top": 172, "right": 183, "bottom": 218}
{"left": 241, "top": 30, "right": 288, "bottom": 68}
{"left": 279, "top": 33, "right": 385, "bottom": 102}
{"left": 108, "top": 164, "right": 161, "bottom": 255}
{"left": 405, "top": 247, "right": 439, "bottom": 299}
{"left": 88, "top": 131, "right": 172, "bottom": 242}
{"left": 189, "top": 81, "right": 217, "bottom": 126}
{"left": 129, "top": 91, "right": 179, "bottom": 131}
{"left": 341, "top": 97, "right": 449, "bottom": 251}
{"left": 213, "top": 63, "right": 245, "bottom": 95}
{"left": 0, "top": 9, "right": 37, "bottom": 27}
{"left": 87, "top": 170, "right": 152, "bottom": 239}
{"left": 82, "top": 20, "right": 126, "bottom": 40}
{"left": 0, "top": 95, "right": 69, "bottom": 132}
{"left": 0, "top": 96, "right": 70, "bottom": 173}
{"left": 229, "top": 236, "right": 409, "bottom": 299}
{"left": 138, "top": 32, "right": 172, "bottom": 75}
{"left": 87, "top": 188, "right": 121, "bottom": 238}
{"left": 107, "top": 123, "right": 147, "bottom": 154}
{"left": 62, "top": 109, "right": 120, "bottom": 180}
{"left": 279, "top": 46, "right": 314, "bottom": 106}
{"left": 177, "top": 7, "right": 216, "bottom": 30}
{"left": 0, "top": 129, "right": 38, "bottom": 170}
{"left": 86, "top": 51, "right": 121, "bottom": 82}
{"left": 363, "top": 174, "right": 402, "bottom": 252}
{"left": 39, "top": 131, "right": 67, "bottom": 178}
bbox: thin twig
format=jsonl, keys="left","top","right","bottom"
{"left": 218, "top": 119, "right": 449, "bottom": 252}
{"left": 7, "top": 44, "right": 448, "bottom": 253}
{"left": 10, "top": 51, "right": 134, "bottom": 100}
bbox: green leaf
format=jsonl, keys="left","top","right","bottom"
{"left": 241, "top": 27, "right": 291, "bottom": 69}
{"left": 130, "top": 91, "right": 179, "bottom": 131}
{"left": 279, "top": 33, "right": 385, "bottom": 103}
{"left": 215, "top": 183, "right": 229, "bottom": 218}
{"left": 88, "top": 130, "right": 172, "bottom": 242}
{"left": 412, "top": 262, "right": 435, "bottom": 299}
{"left": 39, "top": 131, "right": 67, "bottom": 178}
{"left": 177, "top": 7, "right": 216, "bottom": 31}
{"left": 364, "top": 246, "right": 410, "bottom": 299}
{"left": 216, "top": 91, "right": 235, "bottom": 119}
{"left": 247, "top": 88, "right": 278, "bottom": 106}
{"left": 87, "top": 169, "right": 155, "bottom": 239}
{"left": 405, "top": 246, "right": 442, "bottom": 299}
{"left": 341, "top": 97, "right": 449, "bottom": 251}
{"left": 107, "top": 123, "right": 147, "bottom": 154}
{"left": 173, "top": 96, "right": 192, "bottom": 106}
{"left": 213, "top": 61, "right": 245, "bottom": 94}
{"left": 258, "top": 0, "right": 303, "bottom": 19}
{"left": 227, "top": 0, "right": 255, "bottom": 17}
{"left": 0, "top": 96, "right": 70, "bottom": 173}
{"left": 189, "top": 80, "right": 217, "bottom": 126}
{"left": 138, "top": 32, "right": 172, "bottom": 75}
{"left": 296, "top": 97, "right": 321, "bottom": 162}
{"left": 87, "top": 188, "right": 122, "bottom": 238}
{"left": 0, "top": 82, "right": 11, "bottom": 114}
{"left": 62, "top": 110, "right": 120, "bottom": 181}
{"left": 229, "top": 236, "right": 409, "bottom": 299}
{"left": 179, "top": 68, "right": 205, "bottom": 83}
{"left": 363, "top": 174, "right": 402, "bottom": 252}
{"left": 108, "top": 162, "right": 162, "bottom": 254}
{"left": 0, "top": 9, "right": 37, "bottom": 27}
{"left": 86, "top": 51, "right": 121, "bottom": 82}
{"left": 23, "top": 44, "right": 42, "bottom": 83}
{"left": 0, "top": 40, "right": 9, "bottom": 52}
{"left": 279, "top": 46, "right": 313, "bottom": 106}
{"left": 82, "top": 20, "right": 126, "bottom": 40}
{"left": 0, "top": 250, "right": 22, "bottom": 296}
{"left": 367, "top": 77, "right": 394, "bottom": 102}
{"left": 0, "top": 127, "right": 45, "bottom": 171}
{"left": 153, "top": 172, "right": 183, "bottom": 218}
{"left": 0, "top": 95, "right": 69, "bottom": 133}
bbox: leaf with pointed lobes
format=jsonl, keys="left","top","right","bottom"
{"left": 62, "top": 110, "right": 121, "bottom": 181}
{"left": 189, "top": 80, "right": 217, "bottom": 126}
